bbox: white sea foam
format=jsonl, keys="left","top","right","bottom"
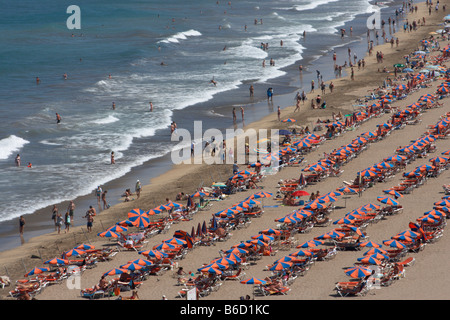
{"left": 291, "top": 0, "right": 340, "bottom": 11}
{"left": 158, "top": 29, "right": 202, "bottom": 44}
{"left": 0, "top": 135, "right": 30, "bottom": 160}
{"left": 91, "top": 115, "right": 120, "bottom": 125}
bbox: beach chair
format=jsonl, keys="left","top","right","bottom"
{"left": 335, "top": 280, "right": 368, "bottom": 297}
{"left": 221, "top": 268, "right": 245, "bottom": 281}
{"left": 80, "top": 288, "right": 105, "bottom": 299}
{"left": 396, "top": 256, "right": 415, "bottom": 267}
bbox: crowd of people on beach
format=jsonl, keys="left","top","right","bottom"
{"left": 8, "top": 0, "right": 450, "bottom": 301}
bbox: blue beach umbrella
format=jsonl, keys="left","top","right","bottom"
{"left": 345, "top": 266, "right": 372, "bottom": 279}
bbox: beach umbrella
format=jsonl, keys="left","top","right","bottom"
{"left": 438, "top": 86, "right": 450, "bottom": 94}
{"left": 44, "top": 258, "right": 69, "bottom": 265}
{"left": 156, "top": 204, "right": 172, "bottom": 212}
{"left": 430, "top": 156, "right": 449, "bottom": 164}
{"left": 200, "top": 267, "right": 222, "bottom": 275}
{"left": 395, "top": 84, "right": 408, "bottom": 90}
{"left": 75, "top": 244, "right": 95, "bottom": 250}
{"left": 282, "top": 118, "right": 296, "bottom": 123}
{"left": 108, "top": 225, "right": 128, "bottom": 233}
{"left": 25, "top": 267, "right": 50, "bottom": 277}
{"left": 259, "top": 228, "right": 282, "bottom": 236}
{"left": 146, "top": 209, "right": 160, "bottom": 216}
{"left": 385, "top": 155, "right": 407, "bottom": 163}
{"left": 344, "top": 266, "right": 372, "bottom": 279}
{"left": 398, "top": 230, "right": 421, "bottom": 239}
{"left": 127, "top": 208, "right": 147, "bottom": 219}
{"left": 128, "top": 259, "right": 153, "bottom": 266}
{"left": 173, "top": 230, "right": 194, "bottom": 248}
{"left": 250, "top": 239, "right": 269, "bottom": 247}
{"left": 317, "top": 195, "right": 337, "bottom": 203}
{"left": 130, "top": 214, "right": 150, "bottom": 228}
{"left": 338, "top": 186, "right": 357, "bottom": 194}
{"left": 251, "top": 234, "right": 274, "bottom": 242}
{"left": 383, "top": 239, "right": 407, "bottom": 249}
{"left": 360, "top": 203, "right": 381, "bottom": 211}
{"left": 418, "top": 215, "right": 439, "bottom": 223}
{"left": 304, "top": 201, "right": 326, "bottom": 210}
{"left": 433, "top": 199, "right": 450, "bottom": 207}
{"left": 252, "top": 191, "right": 273, "bottom": 199}
{"left": 203, "top": 262, "right": 228, "bottom": 270}
{"left": 120, "top": 262, "right": 144, "bottom": 271}
{"left": 103, "top": 268, "right": 128, "bottom": 277}
{"left": 97, "top": 230, "right": 120, "bottom": 238}
{"left": 168, "top": 202, "right": 184, "bottom": 209}
{"left": 153, "top": 242, "right": 181, "bottom": 251}
{"left": 63, "top": 248, "right": 86, "bottom": 258}
{"left": 297, "top": 239, "right": 324, "bottom": 248}
{"left": 333, "top": 217, "right": 355, "bottom": 225}
{"left": 139, "top": 250, "right": 168, "bottom": 259}
{"left": 317, "top": 231, "right": 345, "bottom": 240}
{"left": 383, "top": 190, "right": 404, "bottom": 198}
{"left": 359, "top": 241, "right": 382, "bottom": 248}
{"left": 213, "top": 257, "right": 237, "bottom": 266}
{"left": 356, "top": 256, "right": 383, "bottom": 265}
{"left": 240, "top": 277, "right": 267, "bottom": 285}
{"left": 225, "top": 247, "right": 248, "bottom": 256}
{"left": 191, "top": 191, "right": 210, "bottom": 198}
{"left": 392, "top": 234, "right": 414, "bottom": 242}
{"left": 359, "top": 169, "right": 377, "bottom": 178}
{"left": 377, "top": 196, "right": 399, "bottom": 206}
{"left": 163, "top": 237, "right": 188, "bottom": 246}
{"left": 269, "top": 261, "right": 293, "bottom": 271}
{"left": 363, "top": 248, "right": 388, "bottom": 256}
{"left": 117, "top": 219, "right": 134, "bottom": 227}
{"left": 290, "top": 249, "right": 313, "bottom": 257}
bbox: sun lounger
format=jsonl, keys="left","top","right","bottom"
{"left": 335, "top": 280, "right": 368, "bottom": 297}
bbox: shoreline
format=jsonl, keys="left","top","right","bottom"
{"left": 3, "top": 0, "right": 449, "bottom": 300}
{"left": 0, "top": 0, "right": 404, "bottom": 252}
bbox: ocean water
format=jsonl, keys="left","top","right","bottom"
{"left": 0, "top": 0, "right": 403, "bottom": 228}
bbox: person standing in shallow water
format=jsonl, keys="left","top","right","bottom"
{"left": 111, "top": 151, "right": 115, "bottom": 164}
{"left": 15, "top": 154, "right": 21, "bottom": 167}
{"left": 19, "top": 216, "right": 25, "bottom": 236}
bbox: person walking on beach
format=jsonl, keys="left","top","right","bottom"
{"left": 51, "top": 205, "right": 58, "bottom": 231}
{"left": 15, "top": 154, "right": 21, "bottom": 167}
{"left": 67, "top": 201, "right": 75, "bottom": 225}
{"left": 310, "top": 80, "right": 315, "bottom": 93}
{"left": 277, "top": 106, "right": 281, "bottom": 121}
{"left": 135, "top": 180, "right": 142, "bottom": 199}
{"left": 64, "top": 211, "right": 71, "bottom": 233}
{"left": 96, "top": 186, "right": 102, "bottom": 204}
{"left": 84, "top": 210, "right": 94, "bottom": 233}
{"left": 56, "top": 213, "right": 63, "bottom": 234}
{"left": 19, "top": 216, "right": 25, "bottom": 236}
{"left": 267, "top": 87, "right": 273, "bottom": 102}
{"left": 102, "top": 190, "right": 108, "bottom": 210}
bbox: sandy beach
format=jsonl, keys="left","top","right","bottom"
{"left": 2, "top": 1, "right": 450, "bottom": 302}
